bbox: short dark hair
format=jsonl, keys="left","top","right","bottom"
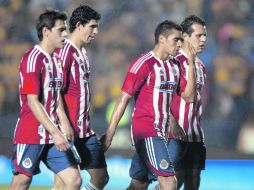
{"left": 69, "top": 5, "right": 101, "bottom": 33}
{"left": 36, "top": 9, "right": 67, "bottom": 41}
{"left": 154, "top": 20, "right": 182, "bottom": 44}
{"left": 181, "top": 15, "right": 205, "bottom": 35}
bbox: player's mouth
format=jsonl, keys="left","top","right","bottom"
{"left": 89, "top": 36, "right": 95, "bottom": 40}
{"left": 199, "top": 45, "right": 205, "bottom": 49}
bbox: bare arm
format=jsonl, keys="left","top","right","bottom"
{"left": 27, "top": 94, "right": 69, "bottom": 151}
{"left": 56, "top": 95, "right": 74, "bottom": 141}
{"left": 101, "top": 91, "right": 132, "bottom": 151}
{"left": 181, "top": 42, "right": 197, "bottom": 103}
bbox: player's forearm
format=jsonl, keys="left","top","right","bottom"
{"left": 168, "top": 111, "right": 176, "bottom": 133}
{"left": 181, "top": 63, "right": 196, "bottom": 102}
{"left": 107, "top": 92, "right": 131, "bottom": 136}
{"left": 27, "top": 95, "right": 59, "bottom": 135}
{"left": 56, "top": 96, "right": 71, "bottom": 130}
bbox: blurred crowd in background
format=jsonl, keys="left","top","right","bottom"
{"left": 0, "top": 0, "right": 253, "bottom": 158}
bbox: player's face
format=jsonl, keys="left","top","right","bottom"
{"left": 79, "top": 19, "right": 99, "bottom": 44}
{"left": 48, "top": 19, "right": 67, "bottom": 49}
{"left": 164, "top": 29, "right": 182, "bottom": 56}
{"left": 185, "top": 23, "right": 207, "bottom": 53}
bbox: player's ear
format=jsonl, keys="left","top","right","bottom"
{"left": 159, "top": 34, "right": 166, "bottom": 44}
{"left": 76, "top": 21, "right": 82, "bottom": 31}
{"left": 183, "top": 32, "right": 189, "bottom": 40}
{"left": 42, "top": 26, "right": 50, "bottom": 38}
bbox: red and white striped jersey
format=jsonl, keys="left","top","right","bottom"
{"left": 55, "top": 39, "right": 94, "bottom": 138}
{"left": 122, "top": 51, "right": 180, "bottom": 144}
{"left": 170, "top": 49, "right": 206, "bottom": 142}
{"left": 14, "top": 45, "right": 63, "bottom": 144}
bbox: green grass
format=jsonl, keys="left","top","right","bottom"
{"left": 0, "top": 185, "right": 50, "bottom": 190}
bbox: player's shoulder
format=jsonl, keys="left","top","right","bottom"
{"left": 197, "top": 57, "right": 205, "bottom": 67}
{"left": 130, "top": 51, "right": 156, "bottom": 71}
{"left": 56, "top": 39, "right": 76, "bottom": 60}
{"left": 21, "top": 46, "right": 44, "bottom": 63}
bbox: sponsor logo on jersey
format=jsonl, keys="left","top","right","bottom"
{"left": 22, "top": 158, "right": 32, "bottom": 169}
{"left": 49, "top": 78, "right": 63, "bottom": 90}
{"left": 159, "top": 81, "right": 177, "bottom": 92}
{"left": 159, "top": 159, "right": 169, "bottom": 170}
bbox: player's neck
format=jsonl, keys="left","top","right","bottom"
{"left": 152, "top": 45, "right": 168, "bottom": 61}
{"left": 38, "top": 41, "right": 54, "bottom": 56}
{"left": 69, "top": 33, "right": 84, "bottom": 50}
{"left": 181, "top": 42, "right": 189, "bottom": 55}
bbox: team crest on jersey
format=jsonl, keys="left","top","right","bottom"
{"left": 159, "top": 159, "right": 169, "bottom": 170}
{"left": 159, "top": 69, "right": 164, "bottom": 75}
{"left": 22, "top": 158, "right": 32, "bottom": 169}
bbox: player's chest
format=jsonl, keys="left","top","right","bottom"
{"left": 72, "top": 52, "right": 91, "bottom": 80}
{"left": 42, "top": 57, "right": 63, "bottom": 90}
{"left": 147, "top": 62, "right": 179, "bottom": 92}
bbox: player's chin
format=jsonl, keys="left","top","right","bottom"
{"left": 58, "top": 42, "right": 65, "bottom": 48}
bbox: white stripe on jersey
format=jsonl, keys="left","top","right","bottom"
{"left": 32, "top": 51, "right": 40, "bottom": 72}
{"left": 153, "top": 64, "right": 161, "bottom": 128}
{"left": 130, "top": 53, "right": 152, "bottom": 73}
{"left": 145, "top": 138, "right": 158, "bottom": 170}
{"left": 17, "top": 144, "right": 26, "bottom": 165}
{"left": 59, "top": 48, "right": 63, "bottom": 58}
{"left": 160, "top": 61, "right": 168, "bottom": 137}
{"left": 27, "top": 48, "right": 40, "bottom": 73}
{"left": 61, "top": 43, "right": 71, "bottom": 67}
{"left": 130, "top": 111, "right": 135, "bottom": 145}
{"left": 76, "top": 48, "right": 90, "bottom": 138}
{"left": 193, "top": 113, "right": 200, "bottom": 142}
{"left": 42, "top": 57, "right": 53, "bottom": 144}
{"left": 19, "top": 72, "right": 24, "bottom": 89}
{"left": 179, "top": 100, "right": 186, "bottom": 131}
{"left": 187, "top": 103, "right": 193, "bottom": 141}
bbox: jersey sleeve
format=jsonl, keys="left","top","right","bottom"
{"left": 20, "top": 55, "right": 42, "bottom": 95}
{"left": 122, "top": 61, "right": 149, "bottom": 96}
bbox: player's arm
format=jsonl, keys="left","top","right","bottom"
{"left": 101, "top": 91, "right": 132, "bottom": 151}
{"left": 181, "top": 42, "right": 197, "bottom": 103}
{"left": 27, "top": 94, "right": 69, "bottom": 151}
{"left": 56, "top": 95, "right": 74, "bottom": 141}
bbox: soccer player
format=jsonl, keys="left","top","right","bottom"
{"left": 9, "top": 9, "right": 82, "bottom": 190}
{"left": 101, "top": 20, "right": 190, "bottom": 190}
{"left": 53, "top": 5, "right": 109, "bottom": 190}
{"left": 168, "top": 15, "right": 207, "bottom": 190}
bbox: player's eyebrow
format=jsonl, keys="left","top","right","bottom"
{"left": 90, "top": 24, "right": 98, "bottom": 28}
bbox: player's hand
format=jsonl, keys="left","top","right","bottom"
{"left": 61, "top": 124, "right": 74, "bottom": 142}
{"left": 100, "top": 133, "right": 113, "bottom": 152}
{"left": 51, "top": 130, "right": 70, "bottom": 151}
{"left": 171, "top": 124, "right": 187, "bottom": 141}
{"left": 185, "top": 42, "right": 196, "bottom": 66}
